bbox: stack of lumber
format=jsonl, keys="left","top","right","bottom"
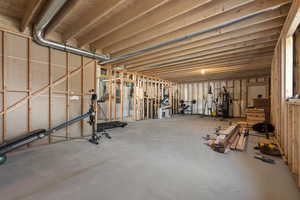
{"left": 230, "top": 128, "right": 249, "bottom": 151}
{"left": 246, "top": 108, "right": 265, "bottom": 124}
{"left": 237, "top": 121, "right": 255, "bottom": 128}
{"left": 210, "top": 125, "right": 240, "bottom": 153}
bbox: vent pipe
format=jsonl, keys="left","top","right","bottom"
{"left": 33, "top": 0, "right": 108, "bottom": 61}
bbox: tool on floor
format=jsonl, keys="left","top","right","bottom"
{"left": 254, "top": 140, "right": 281, "bottom": 157}
{"left": 254, "top": 154, "right": 275, "bottom": 164}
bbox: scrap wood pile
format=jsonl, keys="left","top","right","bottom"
{"left": 204, "top": 125, "right": 249, "bottom": 153}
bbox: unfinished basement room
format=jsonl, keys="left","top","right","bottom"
{"left": 1, "top": 0, "right": 300, "bottom": 199}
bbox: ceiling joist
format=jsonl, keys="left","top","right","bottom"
{"left": 20, "top": 0, "right": 43, "bottom": 32}
{"left": 112, "top": 4, "right": 289, "bottom": 58}
{"left": 101, "top": 0, "right": 291, "bottom": 55}
{"left": 77, "top": 0, "right": 170, "bottom": 47}
{"left": 97, "top": 0, "right": 254, "bottom": 53}
{"left": 124, "top": 29, "right": 281, "bottom": 68}
{"left": 0, "top": 0, "right": 293, "bottom": 81}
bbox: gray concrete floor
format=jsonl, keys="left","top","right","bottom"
{"left": 0, "top": 115, "right": 300, "bottom": 200}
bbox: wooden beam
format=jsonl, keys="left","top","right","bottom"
{"left": 27, "top": 38, "right": 32, "bottom": 147}
{"left": 112, "top": 4, "right": 289, "bottom": 58}
{"left": 113, "top": 70, "right": 117, "bottom": 120}
{"left": 120, "top": 72, "right": 124, "bottom": 120}
{"left": 119, "top": 19, "right": 284, "bottom": 66}
{"left": 150, "top": 54, "right": 272, "bottom": 75}
{"left": 45, "top": 0, "right": 80, "bottom": 36}
{"left": 126, "top": 33, "right": 279, "bottom": 68}
{"left": 99, "top": 0, "right": 290, "bottom": 54}
{"left": 149, "top": 56, "right": 272, "bottom": 76}
{"left": 20, "top": 0, "right": 43, "bottom": 32}
{"left": 2, "top": 31, "right": 6, "bottom": 143}
{"left": 133, "top": 41, "right": 276, "bottom": 72}
{"left": 62, "top": 0, "right": 124, "bottom": 41}
{"left": 168, "top": 69, "right": 270, "bottom": 82}
{"left": 80, "top": 56, "right": 84, "bottom": 137}
{"left": 82, "top": 0, "right": 212, "bottom": 48}
{"left": 95, "top": 0, "right": 254, "bottom": 51}
{"left": 48, "top": 48, "right": 52, "bottom": 144}
{"left": 77, "top": 0, "right": 168, "bottom": 47}
{"left": 142, "top": 52, "right": 274, "bottom": 75}
{"left": 66, "top": 52, "right": 70, "bottom": 139}
{"left": 108, "top": 65, "right": 112, "bottom": 121}
{"left": 281, "top": 0, "right": 300, "bottom": 37}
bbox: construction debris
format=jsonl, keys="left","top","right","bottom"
{"left": 204, "top": 125, "right": 250, "bottom": 153}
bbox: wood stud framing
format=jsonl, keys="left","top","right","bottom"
{"left": 2, "top": 31, "right": 6, "bottom": 143}
{"left": 1, "top": 0, "right": 300, "bottom": 189}
{"left": 271, "top": 0, "right": 300, "bottom": 188}
{"left": 48, "top": 48, "right": 52, "bottom": 143}
{"left": 0, "top": 29, "right": 108, "bottom": 145}
{"left": 27, "top": 38, "right": 32, "bottom": 147}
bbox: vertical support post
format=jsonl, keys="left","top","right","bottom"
{"left": 66, "top": 52, "right": 70, "bottom": 139}
{"left": 27, "top": 38, "right": 32, "bottom": 147}
{"left": 120, "top": 71, "right": 124, "bottom": 121}
{"left": 176, "top": 84, "right": 179, "bottom": 113}
{"left": 108, "top": 65, "right": 112, "bottom": 121}
{"left": 133, "top": 73, "right": 137, "bottom": 120}
{"left": 285, "top": 37, "right": 294, "bottom": 98}
{"left": 94, "top": 61, "right": 99, "bottom": 125}
{"left": 146, "top": 78, "right": 149, "bottom": 119}
{"left": 137, "top": 75, "right": 141, "bottom": 120}
{"left": 154, "top": 79, "right": 157, "bottom": 117}
{"left": 150, "top": 80, "right": 153, "bottom": 118}
{"left": 113, "top": 70, "right": 117, "bottom": 120}
{"left": 2, "top": 31, "right": 7, "bottom": 143}
{"left": 142, "top": 76, "right": 145, "bottom": 120}
{"left": 80, "top": 56, "right": 84, "bottom": 137}
{"left": 48, "top": 48, "right": 52, "bottom": 144}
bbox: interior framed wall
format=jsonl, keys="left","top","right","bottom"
{"left": 0, "top": 28, "right": 177, "bottom": 149}
{"left": 96, "top": 65, "right": 177, "bottom": 123}
{"left": 0, "top": 28, "right": 98, "bottom": 147}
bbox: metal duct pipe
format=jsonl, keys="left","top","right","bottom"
{"left": 33, "top": 0, "right": 108, "bottom": 61}
{"left": 100, "top": 6, "right": 281, "bottom": 65}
